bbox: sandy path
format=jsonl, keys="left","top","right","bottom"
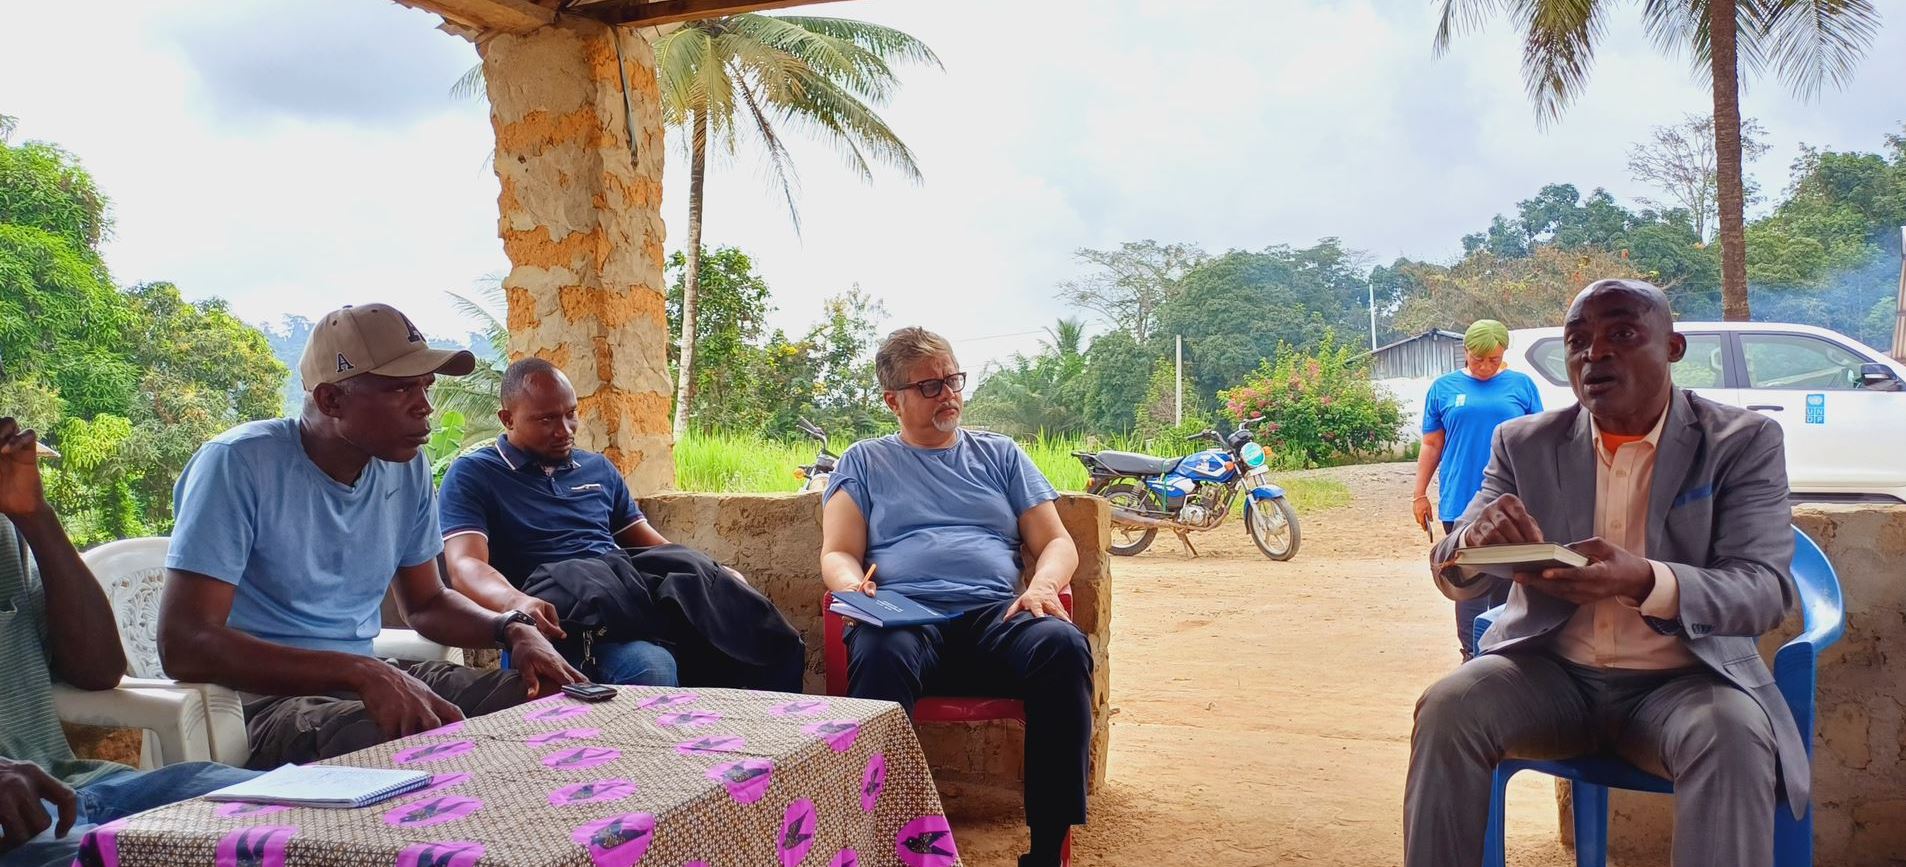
{"left": 953, "top": 462, "right": 1576, "bottom": 866}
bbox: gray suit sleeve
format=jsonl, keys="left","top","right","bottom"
{"left": 1662, "top": 416, "right": 1794, "bottom": 639}
{"left": 1428, "top": 426, "right": 1516, "bottom": 602}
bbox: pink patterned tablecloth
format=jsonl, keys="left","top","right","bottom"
{"left": 76, "top": 687, "right": 958, "bottom": 867}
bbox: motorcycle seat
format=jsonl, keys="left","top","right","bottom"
{"left": 1095, "top": 450, "right": 1182, "bottom": 476}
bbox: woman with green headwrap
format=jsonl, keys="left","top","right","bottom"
{"left": 1411, "top": 319, "right": 1544, "bottom": 660}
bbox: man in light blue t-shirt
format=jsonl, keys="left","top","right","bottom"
{"left": 159, "top": 304, "right": 581, "bottom": 769}
{"left": 820, "top": 327, "right": 1091, "bottom": 867}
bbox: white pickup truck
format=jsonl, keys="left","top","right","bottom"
{"left": 1504, "top": 322, "right": 1906, "bottom": 504}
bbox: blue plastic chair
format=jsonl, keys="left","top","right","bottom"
{"left": 1472, "top": 525, "right": 1845, "bottom": 867}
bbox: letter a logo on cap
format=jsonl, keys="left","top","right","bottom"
{"left": 403, "top": 316, "right": 424, "bottom": 344}
{"left": 336, "top": 353, "right": 355, "bottom": 373}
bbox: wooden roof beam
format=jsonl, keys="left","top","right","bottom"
{"left": 604, "top": 0, "right": 843, "bottom": 27}
{"left": 394, "top": 0, "right": 556, "bottom": 36}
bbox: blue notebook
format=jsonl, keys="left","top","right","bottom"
{"left": 829, "top": 588, "right": 954, "bottom": 627}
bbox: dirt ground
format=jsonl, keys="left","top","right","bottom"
{"left": 954, "top": 462, "right": 1578, "bottom": 866}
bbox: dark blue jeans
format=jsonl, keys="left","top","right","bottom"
{"left": 3, "top": 762, "right": 260, "bottom": 867}
{"left": 844, "top": 598, "right": 1093, "bottom": 829}
{"left": 1446, "top": 521, "right": 1512, "bottom": 660}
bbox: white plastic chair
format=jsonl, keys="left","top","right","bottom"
{"left": 63, "top": 537, "right": 461, "bottom": 768}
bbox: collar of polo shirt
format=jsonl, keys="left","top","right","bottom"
{"left": 494, "top": 435, "right": 581, "bottom": 474}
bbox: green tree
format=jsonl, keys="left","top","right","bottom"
{"left": 1458, "top": 183, "right": 1720, "bottom": 315}
{"left": 652, "top": 15, "right": 936, "bottom": 440}
{"left": 1394, "top": 245, "right": 1645, "bottom": 332}
{"left": 1132, "top": 357, "right": 1211, "bottom": 445}
{"left": 1220, "top": 335, "right": 1404, "bottom": 468}
{"left": 666, "top": 246, "right": 771, "bottom": 431}
{"left": 1152, "top": 239, "right": 1374, "bottom": 405}
{"left": 1627, "top": 115, "right": 1771, "bottom": 242}
{"left": 966, "top": 318, "right": 1089, "bottom": 437}
{"left": 1055, "top": 241, "right": 1207, "bottom": 342}
{"left": 1, "top": 123, "right": 286, "bottom": 543}
{"left": 1434, "top": 0, "right": 1880, "bottom": 321}
{"left": 1078, "top": 330, "right": 1155, "bottom": 435}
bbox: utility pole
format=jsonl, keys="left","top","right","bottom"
{"left": 1174, "top": 335, "right": 1183, "bottom": 426}
{"left": 1368, "top": 281, "right": 1379, "bottom": 351}
{"left": 1893, "top": 226, "right": 1905, "bottom": 363}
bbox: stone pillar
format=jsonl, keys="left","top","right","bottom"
{"left": 479, "top": 20, "right": 673, "bottom": 493}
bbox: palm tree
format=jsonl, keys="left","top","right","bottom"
{"left": 457, "top": 17, "right": 939, "bottom": 439}
{"left": 1434, "top": 0, "right": 1878, "bottom": 320}
{"left": 433, "top": 280, "right": 509, "bottom": 446}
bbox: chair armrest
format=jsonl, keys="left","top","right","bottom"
{"left": 52, "top": 683, "right": 210, "bottom": 767}
{"left": 110, "top": 677, "right": 251, "bottom": 767}
{"left": 374, "top": 628, "right": 463, "bottom": 664}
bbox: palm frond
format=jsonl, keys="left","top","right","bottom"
{"left": 770, "top": 16, "right": 943, "bottom": 71}
{"left": 1509, "top": 0, "right": 1610, "bottom": 124}
{"left": 1752, "top": 0, "right": 1879, "bottom": 97}
{"left": 734, "top": 77, "right": 805, "bottom": 232}
{"left": 1434, "top": 0, "right": 1510, "bottom": 55}
{"left": 450, "top": 63, "right": 487, "bottom": 101}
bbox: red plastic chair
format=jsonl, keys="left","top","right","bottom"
{"left": 821, "top": 587, "right": 1075, "bottom": 866}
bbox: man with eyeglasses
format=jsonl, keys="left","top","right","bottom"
{"left": 819, "top": 327, "right": 1091, "bottom": 867}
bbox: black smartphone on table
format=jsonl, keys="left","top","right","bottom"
{"left": 560, "top": 682, "right": 617, "bottom": 702}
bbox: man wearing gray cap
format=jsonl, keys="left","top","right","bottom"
{"left": 157, "top": 304, "right": 582, "bottom": 769}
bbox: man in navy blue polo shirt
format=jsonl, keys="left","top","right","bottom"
{"left": 439, "top": 358, "right": 686, "bottom": 686}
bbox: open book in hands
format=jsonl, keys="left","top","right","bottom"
{"left": 1436, "top": 542, "right": 1589, "bottom": 584}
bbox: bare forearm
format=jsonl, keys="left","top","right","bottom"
{"left": 1412, "top": 442, "right": 1444, "bottom": 498}
{"left": 402, "top": 588, "right": 509, "bottom": 649}
{"left": 448, "top": 558, "right": 521, "bottom": 613}
{"left": 1029, "top": 538, "right": 1079, "bottom": 591}
{"left": 12, "top": 506, "right": 124, "bottom": 687}
{"left": 820, "top": 550, "right": 866, "bottom": 593}
{"left": 162, "top": 624, "right": 378, "bottom": 696}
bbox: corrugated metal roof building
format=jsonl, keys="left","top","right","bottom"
{"left": 1360, "top": 330, "right": 1466, "bottom": 380}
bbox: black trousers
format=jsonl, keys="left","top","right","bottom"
{"left": 241, "top": 660, "right": 526, "bottom": 769}
{"left": 843, "top": 598, "right": 1093, "bottom": 828}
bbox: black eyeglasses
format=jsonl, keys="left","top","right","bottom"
{"left": 894, "top": 372, "right": 967, "bottom": 398}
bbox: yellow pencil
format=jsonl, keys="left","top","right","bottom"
{"left": 861, "top": 562, "right": 877, "bottom": 592}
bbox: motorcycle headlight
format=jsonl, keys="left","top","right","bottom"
{"left": 1240, "top": 441, "right": 1267, "bottom": 468}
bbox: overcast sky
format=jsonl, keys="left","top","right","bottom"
{"left": 1, "top": 0, "right": 1901, "bottom": 374}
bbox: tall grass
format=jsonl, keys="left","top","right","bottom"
{"left": 675, "top": 430, "right": 818, "bottom": 493}
{"left": 676, "top": 429, "right": 1355, "bottom": 512}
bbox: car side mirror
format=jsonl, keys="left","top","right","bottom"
{"left": 1859, "top": 362, "right": 1902, "bottom": 391}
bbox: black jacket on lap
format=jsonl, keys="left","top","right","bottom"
{"left": 523, "top": 544, "right": 804, "bottom": 693}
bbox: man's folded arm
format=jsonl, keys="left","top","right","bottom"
{"left": 1656, "top": 418, "right": 1794, "bottom": 639}
{"left": 157, "top": 568, "right": 381, "bottom": 696}
{"left": 1429, "top": 427, "right": 1518, "bottom": 602}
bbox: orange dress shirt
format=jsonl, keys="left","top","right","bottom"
{"left": 1548, "top": 408, "right": 1699, "bottom": 670}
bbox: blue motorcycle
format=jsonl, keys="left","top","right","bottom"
{"left": 1071, "top": 417, "right": 1300, "bottom": 560}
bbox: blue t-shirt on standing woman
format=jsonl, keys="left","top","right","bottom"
{"left": 1422, "top": 370, "right": 1544, "bottom": 521}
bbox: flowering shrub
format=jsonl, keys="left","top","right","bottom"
{"left": 1220, "top": 334, "right": 1403, "bottom": 468}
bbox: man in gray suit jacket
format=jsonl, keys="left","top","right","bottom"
{"left": 1404, "top": 279, "right": 1801, "bottom": 867}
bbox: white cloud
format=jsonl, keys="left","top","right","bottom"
{"left": 1, "top": 0, "right": 1900, "bottom": 379}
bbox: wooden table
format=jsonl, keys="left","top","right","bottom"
{"left": 77, "top": 687, "right": 959, "bottom": 867}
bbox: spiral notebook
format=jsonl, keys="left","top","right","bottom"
{"left": 204, "top": 764, "right": 432, "bottom": 809}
